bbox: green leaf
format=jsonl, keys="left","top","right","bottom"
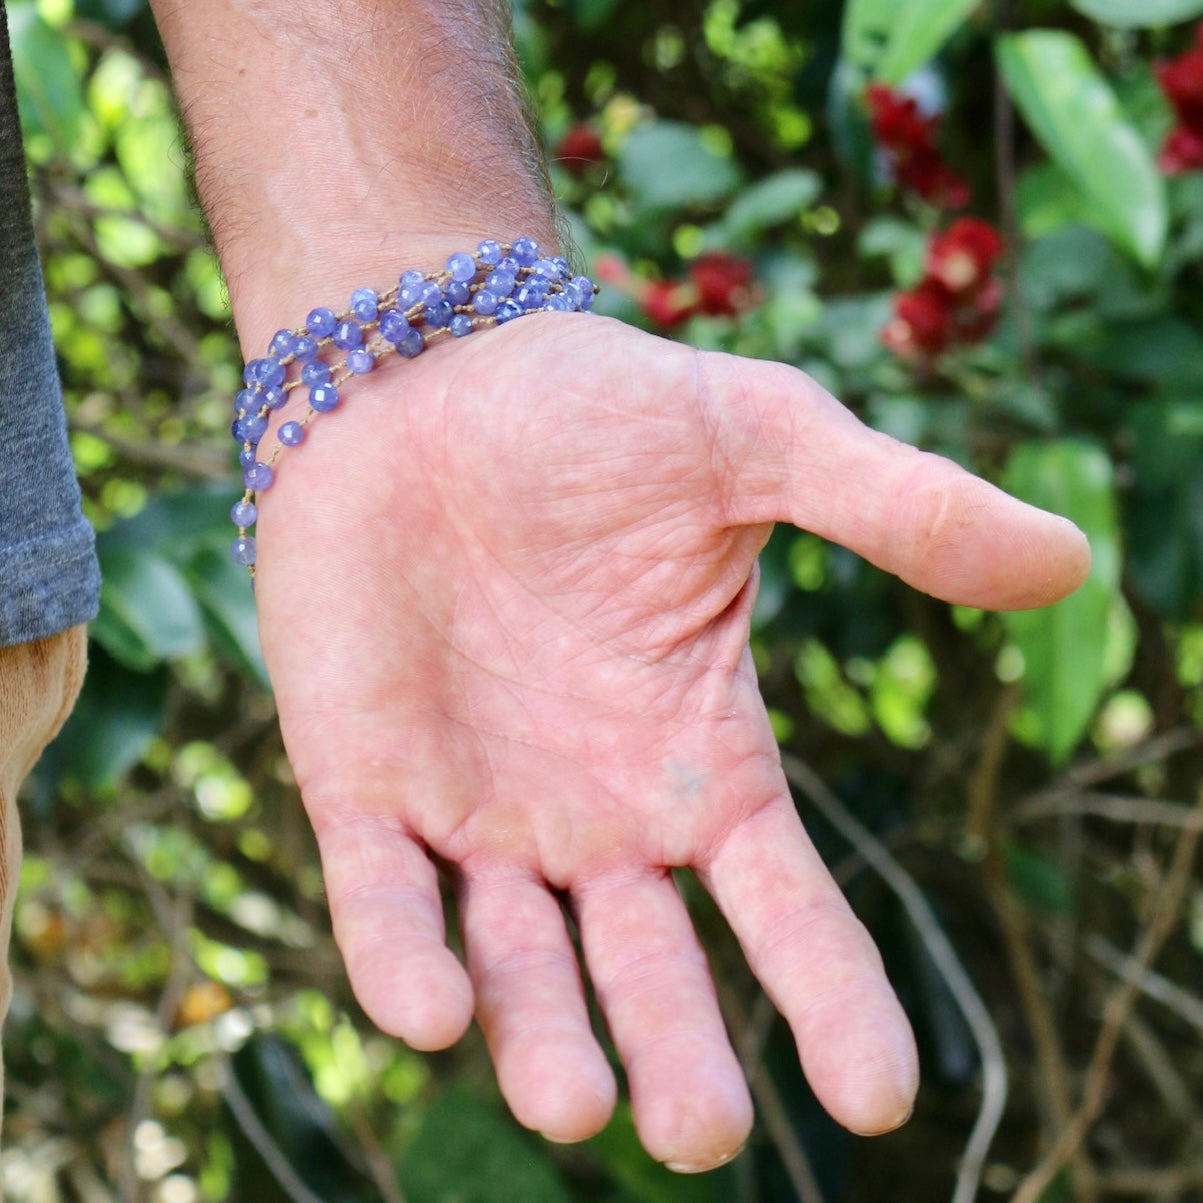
{"left": 1005, "top": 843, "right": 1076, "bottom": 914}
{"left": 34, "top": 647, "right": 169, "bottom": 795}
{"left": 1001, "top": 441, "right": 1128, "bottom": 765}
{"left": 1070, "top": 0, "right": 1203, "bottom": 27}
{"left": 93, "top": 547, "right": 206, "bottom": 671}
{"left": 6, "top": 2, "right": 85, "bottom": 152}
{"left": 618, "top": 122, "right": 743, "bottom": 211}
{"left": 723, "top": 169, "right": 822, "bottom": 240}
{"left": 843, "top": 0, "right": 979, "bottom": 83}
{"left": 400, "top": 1088, "right": 572, "bottom": 1203}
{"left": 997, "top": 31, "right": 1167, "bottom": 268}
{"left": 185, "top": 548, "right": 269, "bottom": 687}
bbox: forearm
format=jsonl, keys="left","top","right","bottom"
{"left": 149, "top": 0, "right": 559, "bottom": 351}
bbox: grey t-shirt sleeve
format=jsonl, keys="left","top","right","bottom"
{"left": 0, "top": 6, "right": 101, "bottom": 647}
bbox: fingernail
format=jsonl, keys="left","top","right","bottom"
{"left": 665, "top": 1145, "right": 744, "bottom": 1174}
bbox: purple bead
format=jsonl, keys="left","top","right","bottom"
{"left": 424, "top": 299, "right": 454, "bottom": 328}
{"left": 301, "top": 360, "right": 331, "bottom": 387}
{"left": 516, "top": 279, "right": 549, "bottom": 309}
{"left": 238, "top": 413, "right": 269, "bottom": 442}
{"left": 231, "top": 499, "right": 258, "bottom": 527}
{"left": 486, "top": 269, "right": 515, "bottom": 297}
{"left": 476, "top": 239, "right": 503, "bottom": 266}
{"left": 495, "top": 256, "right": 520, "bottom": 275}
{"left": 472, "top": 289, "right": 499, "bottom": 316}
{"left": 495, "top": 298, "right": 523, "bottom": 323}
{"left": 379, "top": 308, "right": 410, "bottom": 342}
{"left": 306, "top": 307, "right": 337, "bottom": 338}
{"left": 350, "top": 288, "right": 378, "bottom": 322}
{"left": 552, "top": 256, "right": 572, "bottom": 278}
{"left": 279, "top": 421, "right": 305, "bottom": 446}
{"left": 570, "top": 276, "right": 596, "bottom": 310}
{"left": 446, "top": 251, "right": 477, "bottom": 283}
{"left": 399, "top": 272, "right": 427, "bottom": 308}
{"left": 419, "top": 281, "right": 443, "bottom": 307}
{"left": 544, "top": 295, "right": 571, "bottom": 312}
{"left": 532, "top": 257, "right": 564, "bottom": 280}
{"left": 511, "top": 237, "right": 539, "bottom": 266}
{"left": 243, "top": 462, "right": 274, "bottom": 491}
{"left": 238, "top": 447, "right": 256, "bottom": 469}
{"left": 449, "top": 313, "right": 474, "bottom": 338}
{"left": 396, "top": 327, "right": 425, "bottom": 358}
{"left": 346, "top": 347, "right": 375, "bottom": 374}
{"left": 292, "top": 335, "right": 319, "bottom": 363}
{"left": 269, "top": 329, "right": 297, "bottom": 358}
{"left": 309, "top": 383, "right": 340, "bottom": 412}
{"left": 399, "top": 269, "right": 425, "bottom": 290}
{"left": 332, "top": 319, "right": 363, "bottom": 350}
{"left": 230, "top": 536, "right": 257, "bottom": 567}
{"left": 445, "top": 279, "right": 471, "bottom": 306}
{"left": 264, "top": 386, "right": 288, "bottom": 410}
{"left": 234, "top": 388, "right": 257, "bottom": 414}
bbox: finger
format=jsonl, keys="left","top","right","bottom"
{"left": 700, "top": 353, "right": 1091, "bottom": 610}
{"left": 459, "top": 872, "right": 616, "bottom": 1143}
{"left": 308, "top": 808, "right": 474, "bottom": 1051}
{"left": 697, "top": 794, "right": 918, "bottom": 1136}
{"left": 575, "top": 871, "right": 752, "bottom": 1172}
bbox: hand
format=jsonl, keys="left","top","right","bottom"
{"left": 253, "top": 314, "right": 1089, "bottom": 1171}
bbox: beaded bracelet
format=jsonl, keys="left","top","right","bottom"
{"left": 228, "top": 237, "right": 597, "bottom": 577}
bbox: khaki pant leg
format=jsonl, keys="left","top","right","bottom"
{"left": 0, "top": 625, "right": 88, "bottom": 1140}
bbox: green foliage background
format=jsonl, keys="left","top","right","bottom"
{"left": 7, "top": 0, "right": 1203, "bottom": 1199}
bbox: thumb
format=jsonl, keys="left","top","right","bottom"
{"left": 701, "top": 352, "right": 1091, "bottom": 611}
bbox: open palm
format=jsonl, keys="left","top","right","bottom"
{"left": 253, "top": 314, "right": 1088, "bottom": 1171}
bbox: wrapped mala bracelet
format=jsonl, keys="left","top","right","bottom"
{"left": 228, "top": 236, "right": 597, "bottom": 576}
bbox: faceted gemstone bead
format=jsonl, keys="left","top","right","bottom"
{"left": 309, "top": 383, "right": 340, "bottom": 412}
{"left": 279, "top": 421, "right": 305, "bottom": 446}
{"left": 306, "top": 307, "right": 337, "bottom": 338}
{"left": 292, "top": 335, "right": 319, "bottom": 363}
{"left": 516, "top": 279, "right": 549, "bottom": 309}
{"left": 238, "top": 413, "right": 269, "bottom": 442}
{"left": 351, "top": 287, "right": 379, "bottom": 322}
{"left": 418, "top": 281, "right": 443, "bottom": 307}
{"left": 231, "top": 499, "right": 258, "bottom": 527}
{"left": 243, "top": 462, "right": 274, "bottom": 491}
{"left": 332, "top": 319, "right": 363, "bottom": 350}
{"left": 346, "top": 347, "right": 375, "bottom": 374}
{"left": 230, "top": 536, "right": 257, "bottom": 567}
{"left": 472, "top": 289, "right": 499, "bottom": 316}
{"left": 238, "top": 447, "right": 257, "bottom": 469}
{"left": 445, "top": 279, "right": 471, "bottom": 306}
{"left": 234, "top": 388, "right": 257, "bottom": 414}
{"left": 396, "top": 327, "right": 425, "bottom": 358}
{"left": 446, "top": 251, "right": 477, "bottom": 282}
{"left": 532, "top": 257, "right": 564, "bottom": 280}
{"left": 495, "top": 256, "right": 520, "bottom": 275}
{"left": 449, "top": 313, "right": 474, "bottom": 337}
{"left": 301, "top": 360, "right": 332, "bottom": 387}
{"left": 269, "top": 329, "right": 297, "bottom": 358}
{"left": 511, "top": 237, "right": 539, "bottom": 266}
{"left": 379, "top": 308, "right": 410, "bottom": 342}
{"left": 425, "top": 299, "right": 454, "bottom": 328}
{"left": 399, "top": 275, "right": 427, "bottom": 308}
{"left": 399, "top": 269, "right": 425, "bottom": 291}
{"left": 264, "top": 386, "right": 288, "bottom": 410}
{"left": 495, "top": 298, "right": 523, "bottom": 323}
{"left": 476, "top": 239, "right": 503, "bottom": 266}
{"left": 543, "top": 295, "right": 571, "bottom": 312}
{"left": 552, "top": 256, "right": 572, "bottom": 278}
{"left": 486, "top": 268, "right": 515, "bottom": 297}
{"left": 570, "top": 276, "right": 596, "bottom": 310}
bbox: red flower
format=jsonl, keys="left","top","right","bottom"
{"left": 865, "top": 84, "right": 970, "bottom": 209}
{"left": 597, "top": 251, "right": 758, "bottom": 329}
{"left": 688, "top": 252, "right": 757, "bottom": 317}
{"left": 882, "top": 219, "right": 1005, "bottom": 363}
{"left": 1160, "top": 123, "right": 1203, "bottom": 173}
{"left": 925, "top": 218, "right": 1004, "bottom": 296}
{"left": 553, "top": 123, "right": 606, "bottom": 177}
{"left": 1156, "top": 24, "right": 1203, "bottom": 174}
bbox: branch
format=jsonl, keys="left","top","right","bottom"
{"left": 1009, "top": 787, "right": 1203, "bottom": 1203}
